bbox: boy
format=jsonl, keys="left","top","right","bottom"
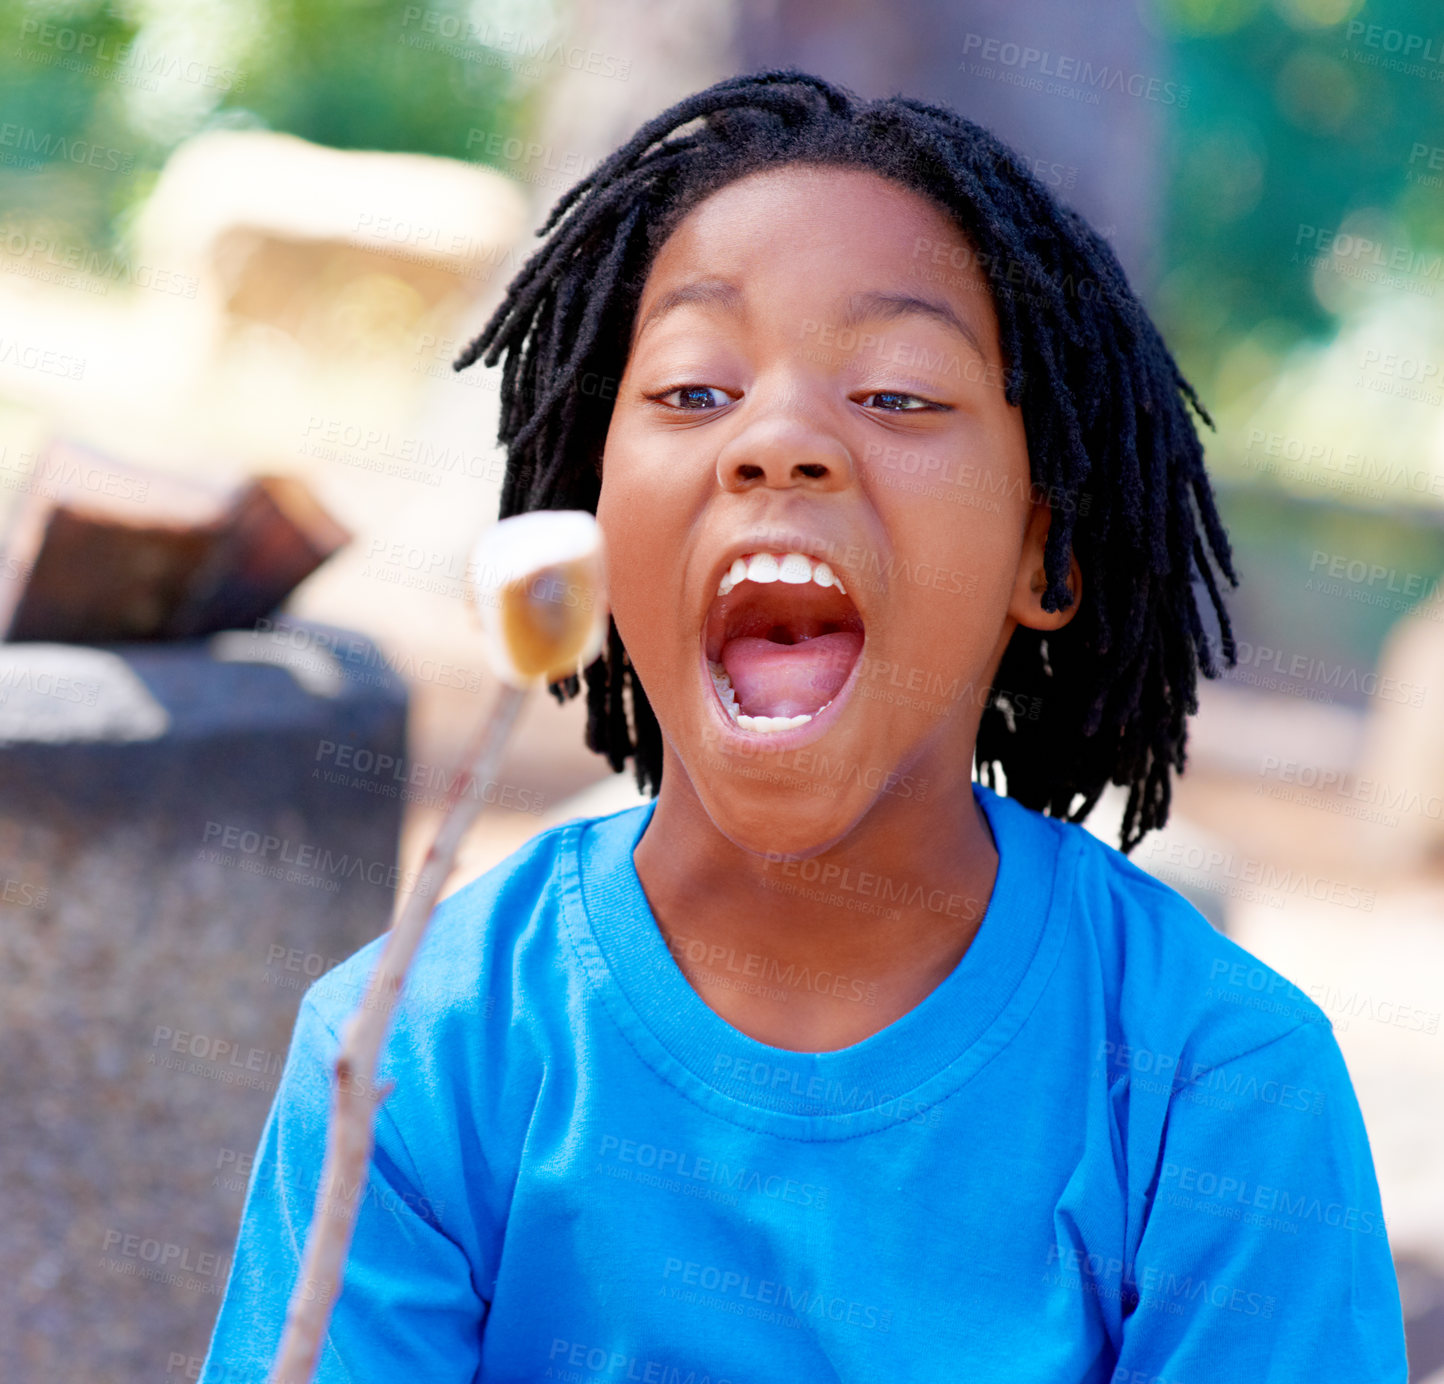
{"left": 201, "top": 70, "right": 1407, "bottom": 1380}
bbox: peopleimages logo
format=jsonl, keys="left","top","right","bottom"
{"left": 0, "top": 122, "right": 134, "bottom": 172}
{"left": 1307, "top": 550, "right": 1443, "bottom": 602}
{"left": 661, "top": 1257, "right": 893, "bottom": 1332}
{"left": 1159, "top": 1161, "right": 1389, "bottom": 1238}
{"left": 597, "top": 1134, "right": 829, "bottom": 1207}
{"left": 1345, "top": 20, "right": 1444, "bottom": 65}
{"left": 1257, "top": 753, "right": 1444, "bottom": 823}
{"left": 15, "top": 18, "right": 247, "bottom": 91}
{"left": 1142, "top": 838, "right": 1377, "bottom": 913}
{"left": 1207, "top": 956, "right": 1440, "bottom": 1037}
{"left": 959, "top": 33, "right": 1190, "bottom": 106}
{"left": 1044, "top": 1245, "right": 1276, "bottom": 1319}
{"left": 1228, "top": 640, "right": 1424, "bottom": 708}
{"left": 710, "top": 1054, "right": 944, "bottom": 1124}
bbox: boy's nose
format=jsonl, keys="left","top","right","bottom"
{"left": 715, "top": 414, "right": 855, "bottom": 492}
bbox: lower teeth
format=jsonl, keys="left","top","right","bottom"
{"left": 708, "top": 661, "right": 830, "bottom": 733}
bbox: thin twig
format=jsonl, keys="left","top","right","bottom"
{"left": 267, "top": 683, "right": 526, "bottom": 1384}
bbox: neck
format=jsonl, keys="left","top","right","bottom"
{"left": 631, "top": 745, "right": 999, "bottom": 1050}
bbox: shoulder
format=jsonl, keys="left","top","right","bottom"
{"left": 301, "top": 802, "right": 651, "bottom": 1042}
{"left": 994, "top": 789, "right": 1334, "bottom": 1075}
{"left": 280, "top": 801, "right": 654, "bottom": 1208}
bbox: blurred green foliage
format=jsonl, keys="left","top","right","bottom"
{"left": 1217, "top": 482, "right": 1444, "bottom": 689}
{"left": 0, "top": 0, "right": 534, "bottom": 251}
{"left": 1154, "top": 0, "right": 1444, "bottom": 397}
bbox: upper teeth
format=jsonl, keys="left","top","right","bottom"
{"left": 717, "top": 551, "right": 846, "bottom": 597}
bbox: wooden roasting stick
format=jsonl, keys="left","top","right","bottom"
{"left": 268, "top": 511, "right": 608, "bottom": 1384}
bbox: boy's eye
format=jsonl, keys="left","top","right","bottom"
{"left": 859, "top": 390, "right": 937, "bottom": 411}
{"left": 652, "top": 385, "right": 731, "bottom": 410}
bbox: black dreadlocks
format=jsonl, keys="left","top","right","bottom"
{"left": 453, "top": 68, "right": 1238, "bottom": 853}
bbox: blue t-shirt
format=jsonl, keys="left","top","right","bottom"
{"left": 200, "top": 783, "right": 1407, "bottom": 1382}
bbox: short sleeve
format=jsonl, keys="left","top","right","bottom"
{"left": 1112, "top": 1019, "right": 1407, "bottom": 1379}
{"left": 199, "top": 993, "right": 486, "bottom": 1382}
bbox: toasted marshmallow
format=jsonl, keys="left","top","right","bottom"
{"left": 470, "top": 511, "right": 608, "bottom": 687}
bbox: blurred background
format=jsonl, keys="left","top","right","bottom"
{"left": 1, "top": 0, "right": 1442, "bottom": 1377}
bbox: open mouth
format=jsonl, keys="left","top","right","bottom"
{"left": 702, "top": 551, "right": 865, "bottom": 734}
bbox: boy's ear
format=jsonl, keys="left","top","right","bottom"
{"left": 1007, "top": 503, "right": 1082, "bottom": 631}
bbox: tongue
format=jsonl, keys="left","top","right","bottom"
{"left": 721, "top": 631, "right": 864, "bottom": 718}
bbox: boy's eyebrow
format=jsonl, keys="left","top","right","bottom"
{"left": 840, "top": 290, "right": 987, "bottom": 365}
{"left": 630, "top": 282, "right": 987, "bottom": 366}
{"left": 634, "top": 279, "right": 743, "bottom": 341}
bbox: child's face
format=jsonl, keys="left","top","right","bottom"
{"left": 597, "top": 163, "right": 1073, "bottom": 856}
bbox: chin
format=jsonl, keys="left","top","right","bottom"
{"left": 697, "top": 785, "right": 880, "bottom": 861}
{"left": 673, "top": 708, "right": 897, "bottom": 861}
